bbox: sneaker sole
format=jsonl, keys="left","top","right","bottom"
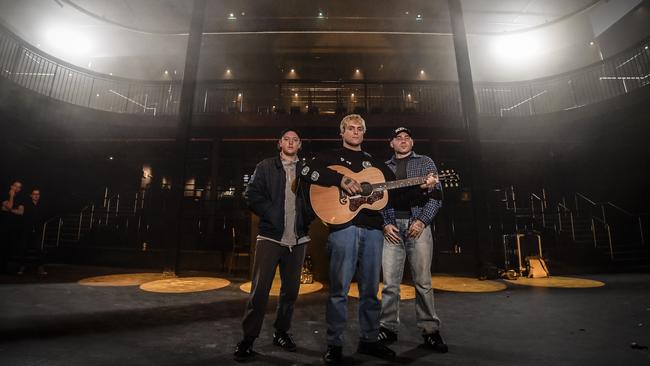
{"left": 273, "top": 341, "right": 297, "bottom": 352}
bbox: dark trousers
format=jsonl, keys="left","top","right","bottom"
{"left": 242, "top": 239, "right": 307, "bottom": 339}
{"left": 19, "top": 226, "right": 45, "bottom": 268}
{"left": 1, "top": 223, "right": 22, "bottom": 273}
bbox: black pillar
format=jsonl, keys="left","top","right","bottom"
{"left": 167, "top": 0, "right": 206, "bottom": 273}
{"left": 447, "top": 0, "right": 490, "bottom": 274}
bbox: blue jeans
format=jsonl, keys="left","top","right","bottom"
{"left": 326, "top": 225, "right": 383, "bottom": 346}
{"left": 380, "top": 218, "right": 441, "bottom": 334}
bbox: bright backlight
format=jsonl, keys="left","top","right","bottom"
{"left": 492, "top": 33, "right": 543, "bottom": 64}
{"left": 45, "top": 27, "right": 93, "bottom": 56}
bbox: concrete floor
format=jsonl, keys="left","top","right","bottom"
{"left": 1, "top": 265, "right": 649, "bottom": 366}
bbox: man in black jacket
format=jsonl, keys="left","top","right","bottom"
{"left": 234, "top": 128, "right": 314, "bottom": 362}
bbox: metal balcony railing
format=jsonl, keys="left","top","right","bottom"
{"left": 1, "top": 22, "right": 649, "bottom": 118}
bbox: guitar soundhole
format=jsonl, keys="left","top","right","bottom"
{"left": 360, "top": 182, "right": 373, "bottom": 196}
{"left": 349, "top": 191, "right": 384, "bottom": 212}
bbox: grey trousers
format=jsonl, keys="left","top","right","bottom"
{"left": 380, "top": 219, "right": 441, "bottom": 334}
{"left": 242, "top": 239, "right": 307, "bottom": 338}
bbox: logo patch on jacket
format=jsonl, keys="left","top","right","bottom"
{"left": 301, "top": 166, "right": 310, "bottom": 176}
{"left": 310, "top": 171, "right": 320, "bottom": 181}
{"left": 362, "top": 161, "right": 372, "bottom": 168}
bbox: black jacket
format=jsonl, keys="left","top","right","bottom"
{"left": 244, "top": 155, "right": 314, "bottom": 242}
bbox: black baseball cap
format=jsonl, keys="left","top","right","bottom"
{"left": 279, "top": 128, "right": 301, "bottom": 139}
{"left": 391, "top": 126, "right": 412, "bottom": 139}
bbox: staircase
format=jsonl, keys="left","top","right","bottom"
{"left": 42, "top": 190, "right": 145, "bottom": 250}
{"left": 492, "top": 187, "right": 649, "bottom": 270}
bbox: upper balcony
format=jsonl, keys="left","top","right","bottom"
{"left": 1, "top": 22, "right": 649, "bottom": 122}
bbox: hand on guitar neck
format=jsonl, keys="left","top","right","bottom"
{"left": 421, "top": 173, "right": 439, "bottom": 190}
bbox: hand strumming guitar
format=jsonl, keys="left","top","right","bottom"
{"left": 340, "top": 175, "right": 362, "bottom": 196}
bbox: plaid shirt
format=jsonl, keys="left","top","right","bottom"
{"left": 382, "top": 151, "right": 443, "bottom": 227}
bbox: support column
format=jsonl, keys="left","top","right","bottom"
{"left": 167, "top": 0, "right": 206, "bottom": 274}
{"left": 206, "top": 139, "right": 224, "bottom": 269}
{"left": 447, "top": 0, "right": 490, "bottom": 274}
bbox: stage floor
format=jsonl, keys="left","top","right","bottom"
{"left": 1, "top": 265, "right": 649, "bottom": 365}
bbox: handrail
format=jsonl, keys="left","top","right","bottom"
{"left": 40, "top": 215, "right": 63, "bottom": 249}
{"left": 77, "top": 204, "right": 95, "bottom": 240}
{"left": 556, "top": 202, "right": 575, "bottom": 240}
{"left": 575, "top": 192, "right": 597, "bottom": 207}
{"left": 604, "top": 202, "right": 645, "bottom": 246}
{"left": 530, "top": 192, "right": 546, "bottom": 227}
{"left": 591, "top": 216, "right": 613, "bottom": 259}
{"left": 604, "top": 201, "right": 635, "bottom": 217}
{"left": 1, "top": 20, "right": 649, "bottom": 118}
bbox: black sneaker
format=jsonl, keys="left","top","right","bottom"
{"left": 423, "top": 331, "right": 448, "bottom": 353}
{"left": 233, "top": 339, "right": 256, "bottom": 362}
{"left": 377, "top": 326, "right": 398, "bottom": 344}
{"left": 273, "top": 331, "right": 297, "bottom": 352}
{"left": 357, "top": 341, "right": 396, "bottom": 360}
{"left": 322, "top": 345, "right": 343, "bottom": 365}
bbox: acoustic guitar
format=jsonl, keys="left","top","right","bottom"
{"left": 310, "top": 165, "right": 459, "bottom": 225}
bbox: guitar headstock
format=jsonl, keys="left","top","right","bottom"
{"left": 438, "top": 169, "right": 460, "bottom": 188}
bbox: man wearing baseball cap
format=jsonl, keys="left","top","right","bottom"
{"left": 379, "top": 126, "right": 448, "bottom": 353}
{"left": 234, "top": 128, "right": 315, "bottom": 361}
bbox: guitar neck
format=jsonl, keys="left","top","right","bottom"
{"left": 373, "top": 176, "right": 428, "bottom": 191}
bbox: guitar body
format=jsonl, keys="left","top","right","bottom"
{"left": 310, "top": 165, "right": 388, "bottom": 225}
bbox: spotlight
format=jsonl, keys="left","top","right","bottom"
{"left": 318, "top": 10, "right": 325, "bottom": 19}
{"left": 420, "top": 70, "right": 425, "bottom": 74}
{"left": 44, "top": 26, "right": 93, "bottom": 56}
{"left": 355, "top": 69, "right": 360, "bottom": 73}
{"left": 294, "top": 93, "right": 298, "bottom": 97}
{"left": 226, "top": 69, "right": 231, "bottom": 74}
{"left": 589, "top": 41, "right": 595, "bottom": 46}
{"left": 492, "top": 33, "right": 542, "bottom": 63}
{"left": 290, "top": 68, "right": 295, "bottom": 73}
{"left": 228, "top": 13, "right": 236, "bottom": 20}
{"left": 351, "top": 93, "right": 355, "bottom": 97}
{"left": 416, "top": 14, "right": 423, "bottom": 21}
